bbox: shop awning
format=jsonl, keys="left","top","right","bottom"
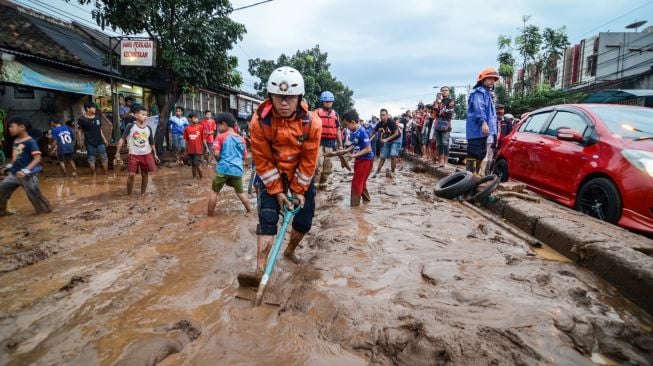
{"left": 584, "top": 89, "right": 653, "bottom": 103}
{"left": 0, "top": 58, "right": 110, "bottom": 96}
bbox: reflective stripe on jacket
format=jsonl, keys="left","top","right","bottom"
{"left": 250, "top": 99, "right": 322, "bottom": 195}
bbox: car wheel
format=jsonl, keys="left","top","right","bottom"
{"left": 434, "top": 171, "right": 476, "bottom": 199}
{"left": 493, "top": 159, "right": 509, "bottom": 182}
{"left": 575, "top": 178, "right": 622, "bottom": 224}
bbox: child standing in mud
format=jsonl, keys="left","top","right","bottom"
{"left": 114, "top": 106, "right": 160, "bottom": 195}
{"left": 184, "top": 113, "right": 207, "bottom": 179}
{"left": 48, "top": 116, "right": 77, "bottom": 178}
{"left": 207, "top": 113, "right": 252, "bottom": 216}
{"left": 341, "top": 110, "right": 374, "bottom": 206}
{"left": 0, "top": 116, "right": 52, "bottom": 215}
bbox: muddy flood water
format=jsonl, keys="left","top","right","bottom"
{"left": 1, "top": 162, "right": 652, "bottom": 365}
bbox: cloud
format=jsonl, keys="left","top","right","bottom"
{"left": 231, "top": 0, "right": 652, "bottom": 117}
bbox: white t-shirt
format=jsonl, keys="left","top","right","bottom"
{"left": 122, "top": 123, "right": 154, "bottom": 155}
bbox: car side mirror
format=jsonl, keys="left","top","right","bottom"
{"left": 557, "top": 128, "right": 584, "bottom": 143}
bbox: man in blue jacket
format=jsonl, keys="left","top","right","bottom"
{"left": 466, "top": 67, "right": 499, "bottom": 175}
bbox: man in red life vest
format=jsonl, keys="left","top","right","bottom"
{"left": 314, "top": 90, "right": 342, "bottom": 190}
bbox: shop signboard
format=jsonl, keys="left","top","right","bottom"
{"left": 120, "top": 40, "right": 155, "bottom": 67}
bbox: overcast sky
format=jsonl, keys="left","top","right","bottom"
{"left": 15, "top": 0, "right": 653, "bottom": 118}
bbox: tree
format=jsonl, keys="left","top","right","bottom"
{"left": 449, "top": 87, "right": 467, "bottom": 120}
{"left": 541, "top": 27, "right": 569, "bottom": 86}
{"left": 248, "top": 45, "right": 354, "bottom": 115}
{"left": 497, "top": 35, "right": 515, "bottom": 87}
{"left": 75, "top": 0, "right": 246, "bottom": 150}
{"left": 515, "top": 15, "right": 542, "bottom": 95}
{"left": 506, "top": 84, "right": 585, "bottom": 116}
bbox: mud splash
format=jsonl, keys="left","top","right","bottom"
{"left": 1, "top": 163, "right": 652, "bottom": 365}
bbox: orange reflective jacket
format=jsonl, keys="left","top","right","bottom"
{"left": 250, "top": 99, "right": 322, "bottom": 195}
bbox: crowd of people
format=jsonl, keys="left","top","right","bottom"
{"left": 1, "top": 65, "right": 516, "bottom": 288}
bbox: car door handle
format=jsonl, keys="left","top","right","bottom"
{"left": 537, "top": 141, "right": 545, "bottom": 144}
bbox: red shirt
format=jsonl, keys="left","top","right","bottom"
{"left": 201, "top": 119, "right": 216, "bottom": 143}
{"left": 183, "top": 124, "right": 205, "bottom": 155}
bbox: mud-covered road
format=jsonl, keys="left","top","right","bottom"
{"left": 1, "top": 163, "right": 652, "bottom": 365}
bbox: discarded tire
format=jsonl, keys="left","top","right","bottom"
{"left": 434, "top": 171, "right": 476, "bottom": 199}
{"left": 467, "top": 174, "right": 500, "bottom": 203}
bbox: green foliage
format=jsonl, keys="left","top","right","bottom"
{"left": 449, "top": 87, "right": 467, "bottom": 119}
{"left": 248, "top": 45, "right": 354, "bottom": 115}
{"left": 506, "top": 84, "right": 586, "bottom": 116}
{"left": 541, "top": 26, "right": 570, "bottom": 81}
{"left": 497, "top": 35, "right": 515, "bottom": 80}
{"left": 494, "top": 84, "right": 509, "bottom": 106}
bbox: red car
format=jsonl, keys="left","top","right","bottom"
{"left": 494, "top": 104, "right": 653, "bottom": 234}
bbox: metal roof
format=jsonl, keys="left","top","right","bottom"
{"left": 584, "top": 89, "right": 653, "bottom": 103}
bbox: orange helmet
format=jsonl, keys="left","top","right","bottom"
{"left": 477, "top": 67, "right": 500, "bottom": 82}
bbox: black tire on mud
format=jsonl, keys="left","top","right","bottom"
{"left": 468, "top": 174, "right": 501, "bottom": 204}
{"left": 575, "top": 177, "right": 622, "bottom": 224}
{"left": 434, "top": 171, "right": 476, "bottom": 199}
{"left": 494, "top": 159, "right": 509, "bottom": 182}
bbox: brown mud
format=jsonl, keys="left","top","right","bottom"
{"left": 1, "top": 164, "right": 652, "bottom": 365}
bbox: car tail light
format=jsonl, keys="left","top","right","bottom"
{"left": 622, "top": 150, "right": 653, "bottom": 177}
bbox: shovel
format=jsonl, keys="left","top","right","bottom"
{"left": 247, "top": 165, "right": 256, "bottom": 195}
{"left": 254, "top": 200, "right": 301, "bottom": 306}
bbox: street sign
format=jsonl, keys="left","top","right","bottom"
{"left": 120, "top": 40, "right": 155, "bottom": 67}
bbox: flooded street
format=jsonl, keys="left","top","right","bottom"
{"left": 1, "top": 164, "right": 652, "bottom": 365}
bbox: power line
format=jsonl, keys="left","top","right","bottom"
{"left": 571, "top": 0, "right": 653, "bottom": 42}
{"left": 18, "top": 0, "right": 121, "bottom": 36}
{"left": 233, "top": 0, "right": 274, "bottom": 12}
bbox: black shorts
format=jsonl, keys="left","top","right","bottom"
{"left": 467, "top": 137, "right": 488, "bottom": 161}
{"left": 188, "top": 154, "right": 203, "bottom": 166}
{"left": 57, "top": 153, "right": 74, "bottom": 162}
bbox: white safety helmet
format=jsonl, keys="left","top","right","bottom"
{"left": 267, "top": 66, "right": 305, "bottom": 96}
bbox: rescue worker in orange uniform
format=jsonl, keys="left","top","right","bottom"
{"left": 314, "top": 91, "right": 343, "bottom": 190}
{"left": 237, "top": 66, "right": 322, "bottom": 288}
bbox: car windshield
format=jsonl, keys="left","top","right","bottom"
{"left": 451, "top": 120, "right": 466, "bottom": 134}
{"left": 585, "top": 105, "right": 653, "bottom": 139}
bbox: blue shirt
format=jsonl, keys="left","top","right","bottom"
{"left": 466, "top": 86, "right": 497, "bottom": 140}
{"left": 349, "top": 126, "right": 374, "bottom": 160}
{"left": 214, "top": 132, "right": 247, "bottom": 177}
{"left": 51, "top": 125, "right": 75, "bottom": 155}
{"left": 168, "top": 116, "right": 188, "bottom": 135}
{"left": 10, "top": 137, "right": 42, "bottom": 174}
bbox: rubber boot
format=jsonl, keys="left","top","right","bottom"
{"left": 284, "top": 229, "right": 305, "bottom": 264}
{"left": 351, "top": 194, "right": 362, "bottom": 207}
{"left": 466, "top": 158, "right": 479, "bottom": 175}
{"left": 237, "top": 270, "right": 263, "bottom": 288}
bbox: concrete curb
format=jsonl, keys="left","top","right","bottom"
{"left": 403, "top": 154, "right": 653, "bottom": 314}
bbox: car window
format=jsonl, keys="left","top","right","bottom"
{"left": 545, "top": 111, "right": 590, "bottom": 137}
{"left": 521, "top": 113, "right": 550, "bottom": 134}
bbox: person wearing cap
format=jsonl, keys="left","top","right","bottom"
{"left": 237, "top": 66, "right": 322, "bottom": 288}
{"left": 466, "top": 67, "right": 499, "bottom": 175}
{"left": 76, "top": 102, "right": 111, "bottom": 178}
{"left": 314, "top": 90, "right": 343, "bottom": 190}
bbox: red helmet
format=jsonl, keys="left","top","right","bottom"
{"left": 477, "top": 67, "right": 500, "bottom": 82}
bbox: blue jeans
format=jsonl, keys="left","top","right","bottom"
{"left": 86, "top": 144, "right": 108, "bottom": 165}
{"left": 380, "top": 139, "right": 402, "bottom": 159}
{"left": 171, "top": 134, "right": 186, "bottom": 153}
{"left": 256, "top": 182, "right": 316, "bottom": 236}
